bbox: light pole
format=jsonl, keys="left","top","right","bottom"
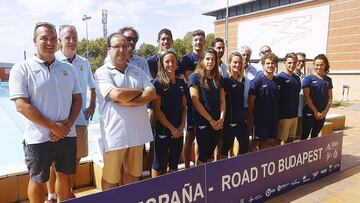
{"left": 225, "top": 0, "right": 229, "bottom": 61}
{"left": 82, "top": 14, "right": 91, "bottom": 58}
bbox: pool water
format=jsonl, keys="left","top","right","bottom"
{"left": 0, "top": 82, "right": 101, "bottom": 167}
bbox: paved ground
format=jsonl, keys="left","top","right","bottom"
{"left": 268, "top": 101, "right": 360, "bottom": 202}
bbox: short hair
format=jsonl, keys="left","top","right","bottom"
{"left": 106, "top": 32, "right": 127, "bottom": 47}
{"left": 192, "top": 29, "right": 205, "bottom": 38}
{"left": 119, "top": 26, "right": 139, "bottom": 42}
{"left": 313, "top": 54, "right": 330, "bottom": 74}
{"left": 285, "top": 52, "right": 297, "bottom": 61}
{"left": 240, "top": 46, "right": 252, "bottom": 55}
{"left": 58, "top": 24, "right": 77, "bottom": 35}
{"left": 261, "top": 52, "right": 278, "bottom": 65}
{"left": 296, "top": 52, "right": 306, "bottom": 58}
{"left": 157, "top": 28, "right": 173, "bottom": 41}
{"left": 33, "top": 22, "right": 56, "bottom": 40}
{"left": 259, "top": 45, "right": 272, "bottom": 54}
{"left": 211, "top": 38, "right": 224, "bottom": 47}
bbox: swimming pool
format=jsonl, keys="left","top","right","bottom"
{"left": 0, "top": 82, "right": 101, "bottom": 167}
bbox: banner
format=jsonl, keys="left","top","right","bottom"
{"left": 68, "top": 132, "right": 342, "bottom": 203}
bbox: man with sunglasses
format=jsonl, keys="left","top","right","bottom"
{"left": 118, "top": 26, "right": 151, "bottom": 78}
{"left": 254, "top": 45, "right": 272, "bottom": 72}
{"left": 9, "top": 22, "right": 82, "bottom": 203}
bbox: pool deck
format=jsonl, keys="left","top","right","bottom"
{"left": 267, "top": 102, "right": 360, "bottom": 202}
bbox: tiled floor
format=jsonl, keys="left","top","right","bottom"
{"left": 268, "top": 102, "right": 360, "bottom": 202}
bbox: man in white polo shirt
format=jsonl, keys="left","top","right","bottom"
{"left": 44, "top": 24, "right": 96, "bottom": 201}
{"left": 95, "top": 32, "right": 156, "bottom": 190}
{"left": 9, "top": 22, "right": 82, "bottom": 203}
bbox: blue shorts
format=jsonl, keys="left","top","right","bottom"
{"left": 254, "top": 124, "right": 278, "bottom": 140}
{"left": 23, "top": 137, "right": 77, "bottom": 183}
{"left": 195, "top": 124, "right": 221, "bottom": 162}
{"left": 152, "top": 134, "right": 183, "bottom": 171}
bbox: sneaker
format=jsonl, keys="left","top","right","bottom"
{"left": 46, "top": 198, "right": 57, "bottom": 203}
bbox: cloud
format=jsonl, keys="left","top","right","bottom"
{"left": 0, "top": 0, "right": 224, "bottom": 62}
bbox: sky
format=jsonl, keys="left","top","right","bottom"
{"left": 0, "top": 0, "right": 248, "bottom": 63}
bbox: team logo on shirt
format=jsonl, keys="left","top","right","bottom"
{"left": 32, "top": 70, "right": 41, "bottom": 74}
{"left": 262, "top": 84, "right": 268, "bottom": 88}
{"left": 285, "top": 80, "right": 291, "bottom": 83}
{"left": 312, "top": 81, "right": 318, "bottom": 84}
{"left": 232, "top": 84, "right": 237, "bottom": 88}
{"left": 158, "top": 134, "right": 167, "bottom": 139}
{"left": 80, "top": 65, "right": 84, "bottom": 71}
{"left": 62, "top": 70, "right": 68, "bottom": 76}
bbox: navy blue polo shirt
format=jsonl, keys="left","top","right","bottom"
{"left": 277, "top": 72, "right": 301, "bottom": 119}
{"left": 180, "top": 52, "right": 200, "bottom": 74}
{"left": 249, "top": 73, "right": 280, "bottom": 127}
{"left": 188, "top": 73, "right": 221, "bottom": 126}
{"left": 147, "top": 53, "right": 160, "bottom": 77}
{"left": 153, "top": 77, "right": 186, "bottom": 135}
{"left": 302, "top": 74, "right": 333, "bottom": 113}
{"left": 223, "top": 76, "right": 246, "bottom": 124}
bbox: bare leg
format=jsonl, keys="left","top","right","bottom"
{"left": 55, "top": 171, "right": 71, "bottom": 201}
{"left": 184, "top": 131, "right": 195, "bottom": 168}
{"left": 46, "top": 163, "right": 56, "bottom": 200}
{"left": 101, "top": 178, "right": 118, "bottom": 191}
{"left": 151, "top": 168, "right": 161, "bottom": 178}
{"left": 28, "top": 180, "right": 45, "bottom": 203}
{"left": 122, "top": 172, "right": 139, "bottom": 185}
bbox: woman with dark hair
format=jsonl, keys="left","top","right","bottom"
{"left": 188, "top": 48, "right": 226, "bottom": 165}
{"left": 221, "top": 52, "right": 249, "bottom": 158}
{"left": 301, "top": 54, "right": 333, "bottom": 139}
{"left": 151, "top": 49, "right": 186, "bottom": 177}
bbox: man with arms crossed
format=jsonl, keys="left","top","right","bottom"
{"left": 9, "top": 22, "right": 82, "bottom": 203}
{"left": 95, "top": 33, "right": 156, "bottom": 190}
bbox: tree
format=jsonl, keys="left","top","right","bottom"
{"left": 136, "top": 43, "right": 157, "bottom": 58}
{"left": 206, "top": 33, "right": 215, "bottom": 49}
{"left": 77, "top": 38, "right": 107, "bottom": 72}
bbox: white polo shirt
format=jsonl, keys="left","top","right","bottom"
{"left": 9, "top": 57, "right": 81, "bottom": 144}
{"left": 55, "top": 51, "right": 96, "bottom": 126}
{"left": 244, "top": 64, "right": 258, "bottom": 108}
{"left": 104, "top": 54, "right": 151, "bottom": 78}
{"left": 95, "top": 62, "right": 153, "bottom": 152}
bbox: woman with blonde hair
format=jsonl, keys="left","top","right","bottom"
{"left": 221, "top": 52, "right": 249, "bottom": 158}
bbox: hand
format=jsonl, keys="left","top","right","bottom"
{"left": 215, "top": 118, "right": 224, "bottom": 131}
{"left": 85, "top": 105, "right": 95, "bottom": 121}
{"left": 314, "top": 111, "right": 322, "bottom": 120}
{"left": 49, "top": 133, "right": 62, "bottom": 142}
{"left": 49, "top": 119, "right": 70, "bottom": 138}
{"left": 209, "top": 119, "right": 217, "bottom": 130}
{"left": 172, "top": 125, "right": 184, "bottom": 138}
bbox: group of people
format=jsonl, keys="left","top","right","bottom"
{"left": 8, "top": 22, "right": 333, "bottom": 203}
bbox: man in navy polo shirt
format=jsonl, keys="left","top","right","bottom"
{"left": 180, "top": 29, "right": 206, "bottom": 168}
{"left": 248, "top": 52, "right": 279, "bottom": 151}
{"left": 147, "top": 28, "right": 174, "bottom": 79}
{"left": 277, "top": 53, "right": 301, "bottom": 145}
